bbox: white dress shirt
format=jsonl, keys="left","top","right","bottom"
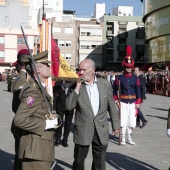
{"left": 85, "top": 77, "right": 99, "bottom": 116}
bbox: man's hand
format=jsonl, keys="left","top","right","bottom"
{"left": 75, "top": 82, "right": 82, "bottom": 93}
{"left": 45, "top": 118, "right": 58, "bottom": 130}
{"left": 116, "top": 101, "right": 120, "bottom": 109}
{"left": 112, "top": 129, "right": 119, "bottom": 136}
{"left": 135, "top": 104, "right": 140, "bottom": 109}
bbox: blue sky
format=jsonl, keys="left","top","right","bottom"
{"left": 63, "top": 0, "right": 143, "bottom": 17}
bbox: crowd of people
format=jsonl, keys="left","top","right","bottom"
{"left": 5, "top": 45, "right": 170, "bottom": 170}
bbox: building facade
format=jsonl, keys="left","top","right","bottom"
{"left": 0, "top": 1, "right": 147, "bottom": 72}
{"left": 101, "top": 15, "right": 147, "bottom": 71}
{"left": 52, "top": 13, "right": 103, "bottom": 70}
{"left": 52, "top": 14, "right": 77, "bottom": 69}
{"left": 0, "top": 28, "right": 39, "bottom": 72}
{"left": 142, "top": 0, "right": 170, "bottom": 69}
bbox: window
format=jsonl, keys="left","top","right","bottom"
{"left": 91, "top": 41, "right": 102, "bottom": 49}
{"left": 53, "top": 27, "right": 61, "bottom": 33}
{"left": 119, "top": 28, "right": 126, "bottom": 32}
{"left": 80, "top": 28, "right": 91, "bottom": 36}
{"left": 118, "top": 51, "right": 126, "bottom": 58}
{"left": 58, "top": 40, "right": 64, "bottom": 47}
{"left": 0, "top": 51, "right": 4, "bottom": 57}
{"left": 66, "top": 41, "right": 71, "bottom": 47}
{"left": 65, "top": 28, "right": 73, "bottom": 34}
{"left": 80, "top": 41, "right": 101, "bottom": 49}
{"left": 119, "top": 24, "right": 126, "bottom": 32}
{"left": 80, "top": 41, "right": 90, "bottom": 49}
{"left": 119, "top": 38, "right": 126, "bottom": 44}
{"left": 17, "top": 37, "right": 26, "bottom": 45}
{"left": 91, "top": 28, "right": 102, "bottom": 36}
{"left": 107, "top": 25, "right": 112, "bottom": 31}
{"left": 0, "top": 37, "right": 4, "bottom": 44}
{"left": 65, "top": 53, "right": 71, "bottom": 60}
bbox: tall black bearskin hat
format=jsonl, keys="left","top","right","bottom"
{"left": 122, "top": 45, "right": 134, "bottom": 68}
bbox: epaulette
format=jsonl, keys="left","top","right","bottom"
{"left": 19, "top": 82, "right": 31, "bottom": 99}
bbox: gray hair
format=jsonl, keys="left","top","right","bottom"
{"left": 80, "top": 59, "right": 95, "bottom": 69}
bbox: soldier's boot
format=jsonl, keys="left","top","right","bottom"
{"left": 121, "top": 134, "right": 126, "bottom": 145}
{"left": 127, "top": 127, "right": 135, "bottom": 145}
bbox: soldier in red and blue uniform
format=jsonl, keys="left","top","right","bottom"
{"left": 113, "top": 46, "right": 141, "bottom": 145}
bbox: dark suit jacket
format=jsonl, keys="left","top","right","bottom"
{"left": 65, "top": 77, "right": 120, "bottom": 146}
{"left": 53, "top": 81, "right": 76, "bottom": 113}
{"left": 14, "top": 78, "right": 55, "bottom": 162}
{"left": 138, "top": 74, "right": 146, "bottom": 100}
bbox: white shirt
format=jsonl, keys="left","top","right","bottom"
{"left": 85, "top": 77, "right": 99, "bottom": 116}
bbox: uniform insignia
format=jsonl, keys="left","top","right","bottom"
{"left": 127, "top": 57, "right": 131, "bottom": 63}
{"left": 26, "top": 96, "right": 35, "bottom": 106}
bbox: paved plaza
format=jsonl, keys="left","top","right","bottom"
{"left": 0, "top": 81, "right": 170, "bottom": 170}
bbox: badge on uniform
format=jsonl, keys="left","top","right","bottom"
{"left": 26, "top": 96, "right": 35, "bottom": 106}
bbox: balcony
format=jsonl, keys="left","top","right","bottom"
{"left": 106, "top": 30, "right": 114, "bottom": 36}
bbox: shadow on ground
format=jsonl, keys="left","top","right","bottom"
{"left": 0, "top": 149, "right": 14, "bottom": 170}
{"left": 106, "top": 152, "right": 158, "bottom": 170}
{"left": 53, "top": 159, "right": 72, "bottom": 170}
{"left": 146, "top": 114, "right": 167, "bottom": 120}
{"left": 150, "top": 107, "right": 169, "bottom": 112}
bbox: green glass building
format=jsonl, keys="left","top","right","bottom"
{"left": 143, "top": 0, "right": 170, "bottom": 65}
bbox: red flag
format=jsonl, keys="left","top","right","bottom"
{"left": 51, "top": 37, "right": 59, "bottom": 77}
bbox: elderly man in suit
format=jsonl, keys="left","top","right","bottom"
{"left": 14, "top": 51, "right": 58, "bottom": 170}
{"left": 65, "top": 59, "right": 120, "bottom": 170}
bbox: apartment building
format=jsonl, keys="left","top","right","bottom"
{"left": 52, "top": 10, "right": 103, "bottom": 70}
{"left": 0, "top": 28, "right": 39, "bottom": 72}
{"left": 101, "top": 14, "right": 147, "bottom": 71}
{"left": 52, "top": 12, "right": 77, "bottom": 69}
{"left": 76, "top": 19, "right": 103, "bottom": 68}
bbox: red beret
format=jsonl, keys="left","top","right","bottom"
{"left": 17, "top": 49, "right": 30, "bottom": 59}
{"left": 12, "top": 60, "right": 18, "bottom": 66}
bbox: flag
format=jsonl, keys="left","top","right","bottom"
{"left": 51, "top": 37, "right": 59, "bottom": 77}
{"left": 38, "top": 19, "right": 53, "bottom": 96}
{"left": 51, "top": 37, "right": 78, "bottom": 81}
{"left": 58, "top": 53, "right": 78, "bottom": 80}
{"left": 39, "top": 19, "right": 78, "bottom": 82}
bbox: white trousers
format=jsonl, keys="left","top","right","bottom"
{"left": 120, "top": 102, "right": 136, "bottom": 128}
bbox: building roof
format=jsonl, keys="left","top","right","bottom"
{"left": 63, "top": 10, "right": 76, "bottom": 15}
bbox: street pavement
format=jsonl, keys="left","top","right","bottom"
{"left": 0, "top": 81, "right": 170, "bottom": 170}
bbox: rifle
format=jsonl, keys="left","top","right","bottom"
{"left": 118, "top": 80, "right": 121, "bottom": 145}
{"left": 20, "top": 25, "right": 57, "bottom": 121}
